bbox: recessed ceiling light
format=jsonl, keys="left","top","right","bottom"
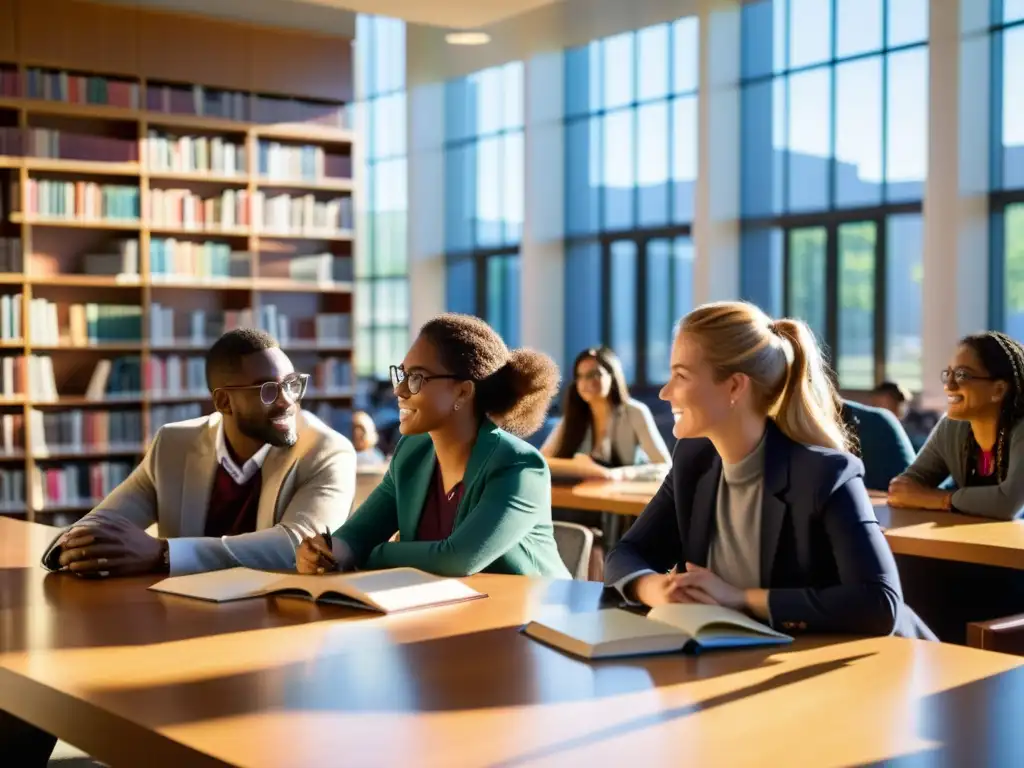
{"left": 445, "top": 31, "right": 491, "bottom": 46}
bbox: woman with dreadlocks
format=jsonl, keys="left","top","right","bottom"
{"left": 888, "top": 332, "right": 1024, "bottom": 520}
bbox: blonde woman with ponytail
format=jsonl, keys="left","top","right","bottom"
{"left": 606, "top": 301, "right": 933, "bottom": 639}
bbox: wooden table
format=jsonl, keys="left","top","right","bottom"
{"left": 556, "top": 480, "right": 1024, "bottom": 571}
{"left": 4, "top": 518, "right": 1024, "bottom": 766}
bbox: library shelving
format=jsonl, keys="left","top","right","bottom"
{"left": 0, "top": 21, "right": 360, "bottom": 523}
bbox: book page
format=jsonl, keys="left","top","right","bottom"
{"left": 532, "top": 609, "right": 688, "bottom": 647}
{"left": 150, "top": 568, "right": 284, "bottom": 602}
{"left": 647, "top": 604, "right": 788, "bottom": 640}
{"left": 307, "top": 567, "right": 483, "bottom": 613}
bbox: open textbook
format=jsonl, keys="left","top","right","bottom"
{"left": 150, "top": 566, "right": 486, "bottom": 614}
{"left": 523, "top": 603, "right": 793, "bottom": 659}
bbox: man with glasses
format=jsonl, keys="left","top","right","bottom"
{"left": 41, "top": 328, "right": 356, "bottom": 578}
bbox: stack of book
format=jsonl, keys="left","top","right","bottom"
{"left": 24, "top": 128, "right": 138, "bottom": 163}
{"left": 29, "top": 300, "right": 143, "bottom": 345}
{"left": 0, "top": 468, "right": 26, "bottom": 512}
{"left": 0, "top": 412, "right": 24, "bottom": 455}
{"left": 29, "top": 408, "right": 143, "bottom": 455}
{"left": 25, "top": 68, "right": 140, "bottom": 108}
{"left": 31, "top": 461, "right": 133, "bottom": 510}
{"left": 146, "top": 84, "right": 247, "bottom": 121}
{"left": 148, "top": 188, "right": 252, "bottom": 230}
{"left": 287, "top": 253, "right": 353, "bottom": 283}
{"left": 145, "top": 131, "right": 246, "bottom": 176}
{"left": 149, "top": 306, "right": 253, "bottom": 346}
{"left": 23, "top": 180, "right": 140, "bottom": 221}
{"left": 253, "top": 308, "right": 350, "bottom": 346}
{"left": 0, "top": 294, "right": 22, "bottom": 342}
{"left": 150, "top": 403, "right": 203, "bottom": 436}
{"left": 150, "top": 239, "right": 250, "bottom": 281}
{"left": 0, "top": 237, "right": 21, "bottom": 273}
{"left": 256, "top": 192, "right": 352, "bottom": 235}
{"left": 146, "top": 356, "right": 206, "bottom": 397}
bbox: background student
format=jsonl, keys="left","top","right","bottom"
{"left": 298, "top": 313, "right": 569, "bottom": 578}
{"left": 606, "top": 301, "right": 932, "bottom": 639}
{"left": 352, "top": 410, "right": 388, "bottom": 467}
{"left": 541, "top": 346, "right": 671, "bottom": 480}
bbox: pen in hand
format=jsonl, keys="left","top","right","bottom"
{"left": 316, "top": 527, "right": 338, "bottom": 574}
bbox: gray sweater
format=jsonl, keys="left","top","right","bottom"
{"left": 707, "top": 431, "right": 766, "bottom": 589}
{"left": 900, "top": 416, "right": 1024, "bottom": 520}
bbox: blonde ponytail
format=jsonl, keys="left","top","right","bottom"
{"left": 769, "top": 318, "right": 849, "bottom": 452}
{"left": 679, "top": 301, "right": 851, "bottom": 453}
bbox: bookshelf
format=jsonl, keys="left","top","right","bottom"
{"left": 0, "top": 0, "right": 359, "bottom": 524}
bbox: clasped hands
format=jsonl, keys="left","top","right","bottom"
{"left": 631, "top": 562, "right": 746, "bottom": 610}
{"left": 887, "top": 476, "right": 952, "bottom": 510}
{"left": 55, "top": 512, "right": 165, "bottom": 577}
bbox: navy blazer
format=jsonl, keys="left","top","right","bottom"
{"left": 605, "top": 421, "right": 909, "bottom": 637}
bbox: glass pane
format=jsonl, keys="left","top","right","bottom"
{"left": 603, "top": 33, "right": 635, "bottom": 109}
{"left": 503, "top": 62, "right": 524, "bottom": 129}
{"left": 373, "top": 93, "right": 406, "bottom": 159}
{"left": 638, "top": 24, "right": 670, "bottom": 101}
{"left": 603, "top": 109, "right": 635, "bottom": 230}
{"left": 374, "top": 158, "right": 408, "bottom": 275}
{"left": 836, "top": 0, "right": 882, "bottom": 58}
{"left": 646, "top": 239, "right": 672, "bottom": 384}
{"left": 565, "top": 118, "right": 600, "bottom": 235}
{"left": 610, "top": 241, "right": 638, "bottom": 383}
{"left": 356, "top": 15, "right": 373, "bottom": 99}
{"left": 1004, "top": 204, "right": 1024, "bottom": 340}
{"left": 475, "top": 67, "right": 504, "bottom": 136}
{"left": 1002, "top": 26, "right": 1024, "bottom": 189}
{"left": 356, "top": 328, "right": 373, "bottom": 377}
{"left": 373, "top": 17, "right": 406, "bottom": 94}
{"left": 835, "top": 57, "right": 883, "bottom": 207}
{"left": 741, "top": 227, "right": 784, "bottom": 317}
{"left": 887, "top": 0, "right": 929, "bottom": 47}
{"left": 787, "top": 227, "right": 827, "bottom": 344}
{"left": 503, "top": 131, "right": 524, "bottom": 245}
{"left": 373, "top": 279, "right": 394, "bottom": 325}
{"left": 673, "top": 236, "right": 695, "bottom": 324}
{"left": 673, "top": 16, "right": 700, "bottom": 93}
{"left": 476, "top": 135, "right": 502, "bottom": 247}
{"left": 1008, "top": 0, "right": 1024, "bottom": 23}
{"left": 355, "top": 280, "right": 372, "bottom": 327}
{"left": 837, "top": 222, "right": 877, "bottom": 390}
{"left": 789, "top": 0, "right": 833, "bottom": 69}
{"left": 565, "top": 242, "right": 604, "bottom": 371}
{"left": 444, "top": 144, "right": 474, "bottom": 253}
{"left": 637, "top": 101, "right": 669, "bottom": 227}
{"left": 486, "top": 255, "right": 521, "bottom": 347}
{"left": 740, "top": 80, "right": 784, "bottom": 218}
{"left": 565, "top": 44, "right": 600, "bottom": 117}
{"left": 740, "top": 0, "right": 778, "bottom": 80}
{"left": 886, "top": 213, "right": 923, "bottom": 391}
{"left": 445, "top": 78, "right": 473, "bottom": 142}
{"left": 445, "top": 257, "right": 475, "bottom": 315}
{"left": 886, "top": 47, "right": 928, "bottom": 202}
{"left": 787, "top": 68, "right": 831, "bottom": 212}
{"left": 672, "top": 96, "right": 698, "bottom": 223}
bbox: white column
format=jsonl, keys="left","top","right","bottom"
{"left": 520, "top": 50, "right": 565, "bottom": 364}
{"left": 692, "top": 0, "right": 741, "bottom": 305}
{"left": 920, "top": 0, "right": 991, "bottom": 406}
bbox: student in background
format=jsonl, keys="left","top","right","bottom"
{"left": 871, "top": 380, "right": 911, "bottom": 421}
{"left": 541, "top": 346, "right": 671, "bottom": 480}
{"left": 889, "top": 331, "right": 1024, "bottom": 519}
{"left": 297, "top": 313, "right": 570, "bottom": 578}
{"left": 352, "top": 410, "right": 387, "bottom": 467}
{"left": 839, "top": 399, "right": 915, "bottom": 491}
{"left": 606, "top": 301, "right": 931, "bottom": 639}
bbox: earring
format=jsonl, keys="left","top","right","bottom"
{"left": 454, "top": 403, "right": 460, "bottom": 412}
{"left": 730, "top": 399, "right": 736, "bottom": 408}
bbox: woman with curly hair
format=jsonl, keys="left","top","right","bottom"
{"left": 889, "top": 331, "right": 1024, "bottom": 520}
{"left": 297, "top": 313, "right": 570, "bottom": 578}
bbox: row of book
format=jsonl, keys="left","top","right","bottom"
{"left": 150, "top": 239, "right": 250, "bottom": 281}
{"left": 0, "top": 356, "right": 142, "bottom": 402}
{"left": 0, "top": 413, "right": 23, "bottom": 456}
{"left": 0, "top": 469, "right": 25, "bottom": 512}
{"left": 80, "top": 239, "right": 141, "bottom": 277}
{"left": 312, "top": 358, "right": 353, "bottom": 392}
{"left": 0, "top": 127, "right": 22, "bottom": 157}
{"left": 29, "top": 409, "right": 143, "bottom": 455}
{"left": 145, "top": 189, "right": 352, "bottom": 234}
{"left": 0, "top": 294, "right": 22, "bottom": 341}
{"left": 146, "top": 85, "right": 248, "bottom": 121}
{"left": 146, "top": 356, "right": 206, "bottom": 397}
{"left": 22, "top": 180, "right": 140, "bottom": 221}
{"left": 148, "top": 306, "right": 252, "bottom": 346}
{"left": 260, "top": 193, "right": 353, "bottom": 235}
{"left": 0, "top": 238, "right": 21, "bottom": 273}
{"left": 0, "top": 67, "right": 17, "bottom": 99}
{"left": 258, "top": 142, "right": 330, "bottom": 182}
{"left": 288, "top": 253, "right": 354, "bottom": 283}
{"left": 257, "top": 308, "right": 352, "bottom": 347}
{"left": 151, "top": 403, "right": 202, "bottom": 435}
{"left": 32, "top": 461, "right": 132, "bottom": 510}
{"left": 16, "top": 128, "right": 138, "bottom": 163}
{"left": 30, "top": 301, "right": 144, "bottom": 345}
{"left": 24, "top": 69, "right": 141, "bottom": 109}
{"left": 144, "top": 131, "right": 246, "bottom": 176}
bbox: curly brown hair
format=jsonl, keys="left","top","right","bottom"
{"left": 418, "top": 314, "right": 561, "bottom": 437}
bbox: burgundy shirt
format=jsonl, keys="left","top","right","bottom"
{"left": 415, "top": 462, "right": 464, "bottom": 541}
{"left": 204, "top": 464, "right": 262, "bottom": 538}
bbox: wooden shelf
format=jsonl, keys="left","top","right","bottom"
{"left": 34, "top": 503, "right": 101, "bottom": 514}
{"left": 147, "top": 170, "right": 248, "bottom": 185}
{"left": 0, "top": 398, "right": 26, "bottom": 406}
{"left": 142, "top": 111, "right": 250, "bottom": 133}
{"left": 257, "top": 229, "right": 353, "bottom": 242}
{"left": 254, "top": 278, "right": 352, "bottom": 293}
{"left": 0, "top": 156, "right": 22, "bottom": 169}
{"left": 0, "top": 95, "right": 142, "bottom": 122}
{"left": 256, "top": 177, "right": 353, "bottom": 192}
{"left": 33, "top": 445, "right": 145, "bottom": 460}
{"left": 148, "top": 394, "right": 211, "bottom": 404}
{"left": 31, "top": 397, "right": 145, "bottom": 407}
{"left": 0, "top": 451, "right": 26, "bottom": 461}
{"left": 31, "top": 342, "right": 144, "bottom": 352}
{"left": 282, "top": 341, "right": 352, "bottom": 352}
{"left": 11, "top": 214, "right": 141, "bottom": 231}
{"left": 149, "top": 277, "right": 253, "bottom": 291}
{"left": 0, "top": 339, "right": 24, "bottom": 348}
{"left": 148, "top": 224, "right": 251, "bottom": 237}
{"left": 0, "top": 274, "right": 23, "bottom": 285}
{"left": 24, "top": 158, "right": 141, "bottom": 176}
{"left": 254, "top": 123, "right": 355, "bottom": 145}
{"left": 28, "top": 275, "right": 142, "bottom": 288}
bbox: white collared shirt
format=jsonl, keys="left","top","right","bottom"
{"left": 215, "top": 422, "right": 271, "bottom": 485}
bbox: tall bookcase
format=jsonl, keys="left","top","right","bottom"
{"left": 0, "top": 0, "right": 359, "bottom": 524}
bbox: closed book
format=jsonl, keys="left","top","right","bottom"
{"left": 523, "top": 604, "right": 793, "bottom": 659}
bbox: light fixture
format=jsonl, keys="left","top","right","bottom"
{"left": 445, "top": 31, "right": 491, "bottom": 46}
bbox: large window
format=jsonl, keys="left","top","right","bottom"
{"left": 443, "top": 63, "right": 524, "bottom": 347}
{"left": 563, "top": 18, "right": 698, "bottom": 385}
{"left": 991, "top": 1, "right": 1024, "bottom": 338}
{"left": 355, "top": 15, "right": 409, "bottom": 380}
{"left": 739, "top": 0, "right": 928, "bottom": 392}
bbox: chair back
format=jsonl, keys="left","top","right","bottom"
{"left": 553, "top": 521, "right": 594, "bottom": 580}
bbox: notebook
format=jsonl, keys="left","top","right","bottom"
{"left": 523, "top": 604, "right": 793, "bottom": 659}
{"left": 149, "top": 566, "right": 486, "bottom": 614}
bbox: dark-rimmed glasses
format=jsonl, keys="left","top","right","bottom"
{"left": 941, "top": 368, "right": 995, "bottom": 386}
{"left": 390, "top": 365, "right": 459, "bottom": 395}
{"left": 216, "top": 373, "right": 309, "bottom": 405}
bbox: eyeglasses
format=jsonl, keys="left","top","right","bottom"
{"left": 575, "top": 370, "right": 606, "bottom": 384}
{"left": 216, "top": 373, "right": 309, "bottom": 406}
{"left": 390, "top": 365, "right": 460, "bottom": 395}
{"left": 940, "top": 368, "right": 995, "bottom": 386}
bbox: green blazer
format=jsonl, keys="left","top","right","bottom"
{"left": 334, "top": 420, "right": 570, "bottom": 578}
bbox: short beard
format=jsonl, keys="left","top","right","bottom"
{"left": 236, "top": 415, "right": 298, "bottom": 448}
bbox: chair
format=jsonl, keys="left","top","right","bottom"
{"left": 553, "top": 521, "right": 594, "bottom": 580}
{"left": 967, "top": 613, "right": 1024, "bottom": 655}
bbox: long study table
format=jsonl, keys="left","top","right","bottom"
{"left": 3, "top": 518, "right": 1024, "bottom": 766}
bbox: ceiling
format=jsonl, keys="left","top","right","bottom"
{"left": 108, "top": 0, "right": 566, "bottom": 33}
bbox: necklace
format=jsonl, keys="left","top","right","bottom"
{"left": 447, "top": 488, "right": 457, "bottom": 501}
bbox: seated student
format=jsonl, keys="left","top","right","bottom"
{"left": 352, "top": 410, "right": 388, "bottom": 467}
{"left": 42, "top": 328, "right": 356, "bottom": 577}
{"left": 541, "top": 346, "right": 671, "bottom": 480}
{"left": 839, "top": 399, "right": 915, "bottom": 491}
{"left": 871, "top": 380, "right": 912, "bottom": 421}
{"left": 605, "top": 301, "right": 928, "bottom": 639}
{"left": 297, "top": 313, "right": 569, "bottom": 578}
{"left": 889, "top": 331, "right": 1024, "bottom": 519}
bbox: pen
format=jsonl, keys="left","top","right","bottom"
{"left": 318, "top": 527, "right": 338, "bottom": 571}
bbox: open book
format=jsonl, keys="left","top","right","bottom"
{"left": 523, "top": 604, "right": 792, "bottom": 659}
{"left": 149, "top": 566, "right": 486, "bottom": 614}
